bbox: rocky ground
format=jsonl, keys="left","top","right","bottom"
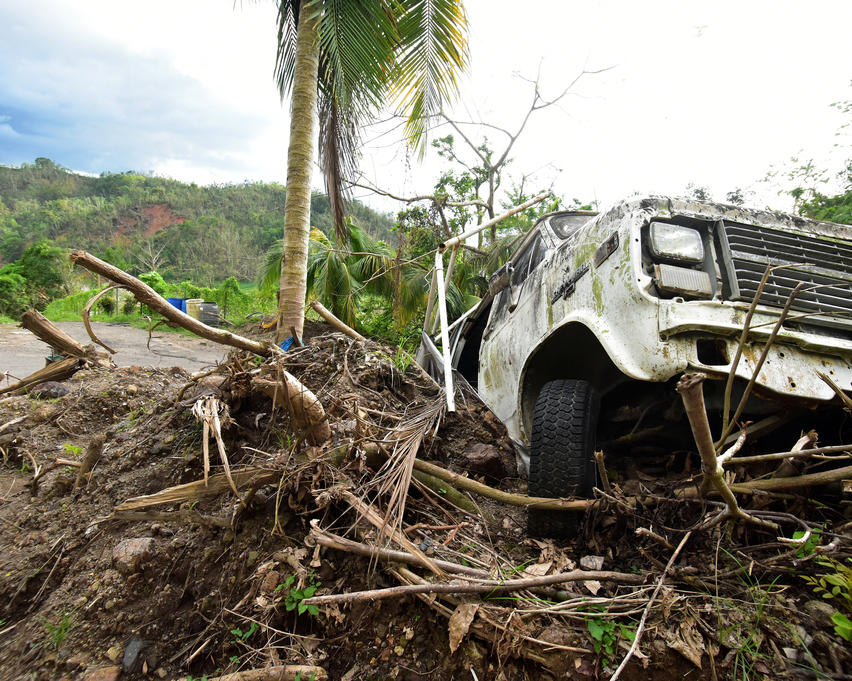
{"left": 0, "top": 321, "right": 850, "bottom": 681}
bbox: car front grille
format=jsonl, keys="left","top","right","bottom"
{"left": 719, "top": 221, "right": 852, "bottom": 324}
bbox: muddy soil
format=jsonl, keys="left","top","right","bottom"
{"left": 0, "top": 323, "right": 849, "bottom": 681}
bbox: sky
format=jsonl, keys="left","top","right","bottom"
{"left": 1, "top": 0, "right": 850, "bottom": 215}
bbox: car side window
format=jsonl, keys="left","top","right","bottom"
{"left": 511, "top": 232, "right": 546, "bottom": 286}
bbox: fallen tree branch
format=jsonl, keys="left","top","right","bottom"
{"left": 81, "top": 286, "right": 123, "bottom": 353}
{"left": 70, "top": 250, "right": 274, "bottom": 356}
{"left": 252, "top": 376, "right": 331, "bottom": 445}
{"left": 20, "top": 309, "right": 112, "bottom": 364}
{"left": 0, "top": 357, "right": 82, "bottom": 397}
{"left": 170, "top": 665, "right": 328, "bottom": 681}
{"left": 309, "top": 300, "right": 365, "bottom": 341}
{"left": 677, "top": 372, "right": 778, "bottom": 532}
{"left": 412, "top": 458, "right": 592, "bottom": 511}
{"left": 309, "top": 520, "right": 488, "bottom": 577}
{"left": 340, "top": 489, "right": 446, "bottom": 578}
{"left": 115, "top": 467, "right": 280, "bottom": 511}
{"left": 302, "top": 567, "right": 645, "bottom": 606}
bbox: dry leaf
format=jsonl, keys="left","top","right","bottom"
{"left": 448, "top": 603, "right": 479, "bottom": 653}
{"left": 524, "top": 561, "right": 553, "bottom": 576}
{"left": 583, "top": 580, "right": 602, "bottom": 595}
{"left": 664, "top": 616, "right": 705, "bottom": 667}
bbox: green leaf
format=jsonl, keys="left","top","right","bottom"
{"left": 587, "top": 620, "right": 604, "bottom": 641}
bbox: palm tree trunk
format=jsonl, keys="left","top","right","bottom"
{"left": 277, "top": 6, "right": 319, "bottom": 342}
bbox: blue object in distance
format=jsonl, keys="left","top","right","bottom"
{"left": 279, "top": 337, "right": 294, "bottom": 352}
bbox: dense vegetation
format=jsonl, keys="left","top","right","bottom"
{"left": 0, "top": 158, "right": 393, "bottom": 280}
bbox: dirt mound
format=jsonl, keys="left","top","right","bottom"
{"left": 0, "top": 330, "right": 850, "bottom": 681}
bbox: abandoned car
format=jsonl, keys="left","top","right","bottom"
{"left": 419, "top": 196, "right": 852, "bottom": 536}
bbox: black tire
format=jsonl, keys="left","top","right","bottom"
{"left": 527, "top": 379, "right": 598, "bottom": 539}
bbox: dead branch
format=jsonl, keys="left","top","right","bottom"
{"left": 309, "top": 520, "right": 488, "bottom": 577}
{"left": 412, "top": 458, "right": 592, "bottom": 511}
{"left": 818, "top": 370, "right": 852, "bottom": 412}
{"left": 191, "top": 397, "right": 243, "bottom": 504}
{"left": 20, "top": 309, "right": 111, "bottom": 365}
{"left": 74, "top": 434, "right": 105, "bottom": 490}
{"left": 609, "top": 531, "right": 692, "bottom": 681}
{"left": 677, "top": 373, "right": 779, "bottom": 531}
{"left": 308, "top": 300, "right": 365, "bottom": 341}
{"left": 302, "top": 567, "right": 644, "bottom": 606}
{"left": 594, "top": 450, "right": 611, "bottom": 495}
{"left": 70, "top": 250, "right": 273, "bottom": 356}
{"left": 725, "top": 441, "right": 850, "bottom": 465}
{"left": 339, "top": 489, "right": 445, "bottom": 578}
{"left": 252, "top": 376, "right": 331, "bottom": 445}
{"left": 0, "top": 356, "right": 82, "bottom": 397}
{"left": 718, "top": 280, "right": 805, "bottom": 448}
{"left": 111, "top": 509, "right": 232, "bottom": 528}
{"left": 81, "top": 286, "right": 124, "bottom": 353}
{"left": 115, "top": 467, "right": 280, "bottom": 511}
{"left": 170, "top": 666, "right": 328, "bottom": 681}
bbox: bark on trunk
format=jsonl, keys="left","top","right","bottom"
{"left": 277, "top": 8, "right": 320, "bottom": 343}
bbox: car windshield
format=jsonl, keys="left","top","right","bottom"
{"left": 549, "top": 213, "right": 595, "bottom": 239}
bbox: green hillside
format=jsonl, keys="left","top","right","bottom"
{"left": 0, "top": 158, "right": 393, "bottom": 284}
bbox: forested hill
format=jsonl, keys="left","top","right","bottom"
{"left": 0, "top": 158, "right": 393, "bottom": 284}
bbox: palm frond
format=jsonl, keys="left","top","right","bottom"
{"left": 273, "top": 0, "right": 301, "bottom": 99}
{"left": 257, "top": 238, "right": 284, "bottom": 295}
{"left": 314, "top": 0, "right": 398, "bottom": 238}
{"left": 392, "top": 0, "right": 469, "bottom": 154}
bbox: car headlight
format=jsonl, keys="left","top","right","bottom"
{"left": 648, "top": 222, "right": 704, "bottom": 264}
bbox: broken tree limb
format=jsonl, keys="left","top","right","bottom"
{"left": 0, "top": 356, "right": 83, "bottom": 397}
{"left": 115, "top": 467, "right": 280, "bottom": 511}
{"left": 69, "top": 250, "right": 273, "bottom": 356}
{"left": 74, "top": 434, "right": 105, "bottom": 490}
{"left": 309, "top": 300, "right": 365, "bottom": 341}
{"left": 70, "top": 251, "right": 333, "bottom": 442}
{"left": 309, "top": 520, "right": 489, "bottom": 577}
{"left": 302, "top": 566, "right": 644, "bottom": 606}
{"left": 676, "top": 372, "right": 779, "bottom": 532}
{"left": 170, "top": 666, "right": 328, "bottom": 681}
{"left": 20, "top": 309, "right": 111, "bottom": 364}
{"left": 81, "top": 286, "right": 124, "bottom": 353}
{"left": 340, "top": 489, "right": 446, "bottom": 578}
{"left": 252, "top": 376, "right": 331, "bottom": 445}
{"left": 412, "top": 458, "right": 592, "bottom": 511}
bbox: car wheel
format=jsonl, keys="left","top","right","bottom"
{"left": 527, "top": 379, "right": 598, "bottom": 539}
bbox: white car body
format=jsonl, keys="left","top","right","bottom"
{"left": 423, "top": 196, "right": 852, "bottom": 470}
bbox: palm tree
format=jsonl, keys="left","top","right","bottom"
{"left": 259, "top": 219, "right": 430, "bottom": 330}
{"left": 272, "top": 0, "right": 469, "bottom": 342}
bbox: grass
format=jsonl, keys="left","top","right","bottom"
{"left": 43, "top": 611, "right": 75, "bottom": 649}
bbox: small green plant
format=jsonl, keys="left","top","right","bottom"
{"left": 61, "top": 443, "right": 82, "bottom": 457}
{"left": 229, "top": 655, "right": 240, "bottom": 664}
{"left": 43, "top": 612, "right": 75, "bottom": 649}
{"left": 802, "top": 556, "right": 852, "bottom": 641}
{"left": 20, "top": 460, "right": 30, "bottom": 474}
{"left": 229, "top": 621, "right": 258, "bottom": 643}
{"left": 587, "top": 615, "right": 635, "bottom": 667}
{"left": 791, "top": 528, "right": 821, "bottom": 558}
{"left": 393, "top": 345, "right": 414, "bottom": 373}
{"left": 277, "top": 574, "right": 320, "bottom": 616}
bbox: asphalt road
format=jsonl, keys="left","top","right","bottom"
{"left": 0, "top": 321, "right": 229, "bottom": 381}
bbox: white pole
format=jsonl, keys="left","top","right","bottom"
{"left": 434, "top": 250, "right": 455, "bottom": 411}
